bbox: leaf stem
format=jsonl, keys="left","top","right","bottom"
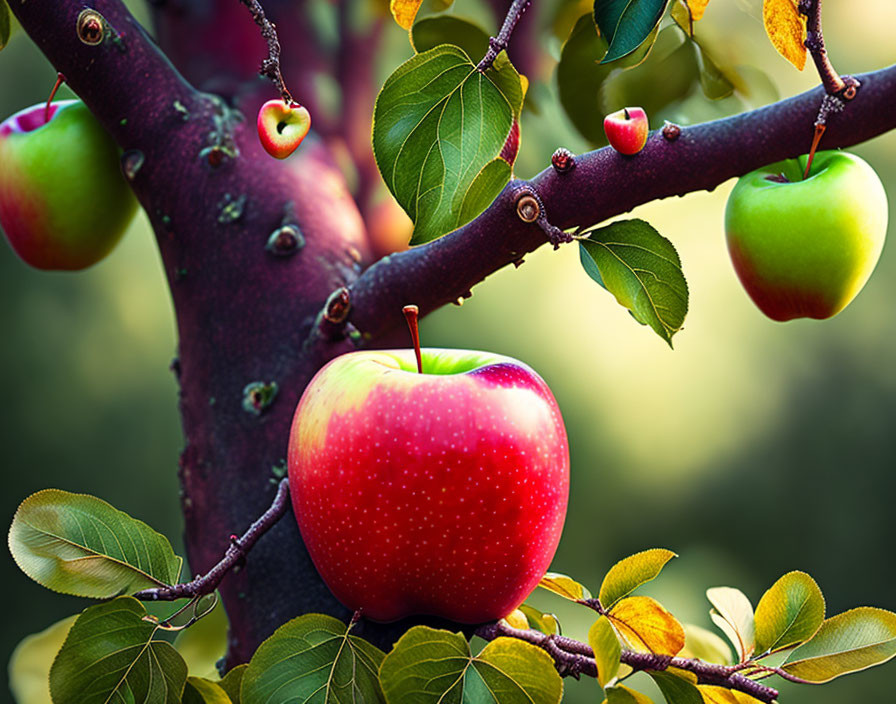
{"left": 477, "top": 0, "right": 532, "bottom": 72}
{"left": 133, "top": 478, "right": 291, "bottom": 601}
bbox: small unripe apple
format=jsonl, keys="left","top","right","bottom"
{"left": 725, "top": 150, "right": 887, "bottom": 321}
{"left": 604, "top": 106, "right": 649, "bottom": 155}
{"left": 0, "top": 100, "right": 137, "bottom": 270}
{"left": 257, "top": 99, "right": 311, "bottom": 159}
{"left": 288, "top": 347, "right": 569, "bottom": 623}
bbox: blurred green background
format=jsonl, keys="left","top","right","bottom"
{"left": 2, "top": 0, "right": 895, "bottom": 701}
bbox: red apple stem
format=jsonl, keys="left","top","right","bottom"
{"left": 803, "top": 123, "right": 826, "bottom": 179}
{"left": 44, "top": 73, "right": 66, "bottom": 124}
{"left": 624, "top": 108, "right": 631, "bottom": 120}
{"left": 402, "top": 305, "right": 423, "bottom": 374}
{"left": 132, "top": 478, "right": 291, "bottom": 602}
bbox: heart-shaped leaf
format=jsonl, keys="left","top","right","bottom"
{"left": 9, "top": 489, "right": 182, "bottom": 598}
{"left": 593, "top": 0, "right": 670, "bottom": 63}
{"left": 49, "top": 597, "right": 188, "bottom": 704}
{"left": 754, "top": 571, "right": 825, "bottom": 655}
{"left": 380, "top": 627, "right": 563, "bottom": 704}
{"left": 372, "top": 44, "right": 522, "bottom": 245}
{"left": 578, "top": 219, "right": 688, "bottom": 347}
{"left": 599, "top": 548, "right": 677, "bottom": 610}
{"left": 242, "top": 613, "right": 385, "bottom": 703}
{"left": 782, "top": 607, "right": 896, "bottom": 683}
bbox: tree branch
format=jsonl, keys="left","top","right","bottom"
{"left": 799, "top": 0, "right": 857, "bottom": 99}
{"left": 477, "top": 0, "right": 532, "bottom": 72}
{"left": 477, "top": 621, "right": 780, "bottom": 702}
{"left": 329, "top": 64, "right": 896, "bottom": 342}
{"left": 135, "top": 478, "right": 291, "bottom": 601}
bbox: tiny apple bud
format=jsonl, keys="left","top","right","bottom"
{"left": 604, "top": 106, "right": 649, "bottom": 155}
{"left": 257, "top": 99, "right": 311, "bottom": 159}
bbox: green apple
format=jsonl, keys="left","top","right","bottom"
{"left": 0, "top": 99, "right": 137, "bottom": 270}
{"left": 725, "top": 150, "right": 888, "bottom": 321}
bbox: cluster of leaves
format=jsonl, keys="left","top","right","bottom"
{"left": 8, "top": 489, "right": 896, "bottom": 703}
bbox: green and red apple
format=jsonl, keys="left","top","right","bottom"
{"left": 0, "top": 99, "right": 137, "bottom": 270}
{"left": 287, "top": 348, "right": 569, "bottom": 623}
{"left": 725, "top": 150, "right": 887, "bottom": 321}
{"left": 257, "top": 99, "right": 311, "bottom": 159}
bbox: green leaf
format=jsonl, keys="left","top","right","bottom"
{"left": 8, "top": 615, "right": 77, "bottom": 704}
{"left": 589, "top": 616, "right": 621, "bottom": 687}
{"left": 693, "top": 41, "right": 734, "bottom": 100}
{"left": 372, "top": 44, "right": 522, "bottom": 245}
{"left": 174, "top": 597, "right": 229, "bottom": 678}
{"left": 183, "top": 677, "right": 231, "bottom": 704}
{"left": 754, "top": 571, "right": 825, "bottom": 655}
{"left": 1, "top": 0, "right": 11, "bottom": 52}
{"left": 680, "top": 624, "right": 733, "bottom": 665}
{"left": 599, "top": 548, "right": 677, "bottom": 610}
{"left": 538, "top": 571, "right": 593, "bottom": 601}
{"left": 649, "top": 670, "right": 703, "bottom": 704}
{"left": 593, "top": 0, "right": 670, "bottom": 63}
{"left": 556, "top": 14, "right": 659, "bottom": 145}
{"left": 706, "top": 587, "right": 755, "bottom": 662}
{"left": 602, "top": 684, "right": 654, "bottom": 704}
{"left": 49, "top": 597, "right": 188, "bottom": 704}
{"left": 241, "top": 613, "right": 386, "bottom": 703}
{"left": 8, "top": 488, "right": 182, "bottom": 598}
{"left": 520, "top": 604, "right": 560, "bottom": 636}
{"left": 410, "top": 15, "right": 490, "bottom": 60}
{"left": 782, "top": 607, "right": 896, "bottom": 683}
{"left": 219, "top": 664, "right": 247, "bottom": 703}
{"left": 380, "top": 627, "right": 563, "bottom": 704}
{"left": 578, "top": 219, "right": 688, "bottom": 347}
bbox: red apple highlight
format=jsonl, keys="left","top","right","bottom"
{"left": 287, "top": 348, "right": 569, "bottom": 623}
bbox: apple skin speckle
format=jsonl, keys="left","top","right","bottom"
{"left": 287, "top": 348, "right": 569, "bottom": 623}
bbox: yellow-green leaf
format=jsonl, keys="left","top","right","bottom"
{"left": 539, "top": 572, "right": 592, "bottom": 601}
{"left": 9, "top": 489, "right": 182, "bottom": 598}
{"left": 650, "top": 670, "right": 703, "bottom": 704}
{"left": 609, "top": 596, "right": 686, "bottom": 655}
{"left": 762, "top": 0, "right": 807, "bottom": 70}
{"left": 680, "top": 624, "right": 733, "bottom": 665}
{"left": 589, "top": 616, "right": 622, "bottom": 687}
{"left": 520, "top": 604, "right": 560, "bottom": 635}
{"left": 390, "top": 0, "right": 422, "bottom": 29}
{"left": 504, "top": 609, "right": 530, "bottom": 630}
{"left": 174, "top": 598, "right": 229, "bottom": 679}
{"left": 671, "top": 0, "right": 711, "bottom": 33}
{"left": 782, "top": 607, "right": 896, "bottom": 683}
{"left": 602, "top": 684, "right": 654, "bottom": 704}
{"left": 698, "top": 686, "right": 761, "bottom": 703}
{"left": 1, "top": 0, "right": 12, "bottom": 52}
{"left": 599, "top": 548, "right": 677, "bottom": 610}
{"left": 183, "top": 677, "right": 231, "bottom": 704}
{"left": 707, "top": 587, "right": 755, "bottom": 662}
{"left": 754, "top": 571, "right": 825, "bottom": 655}
{"left": 9, "top": 615, "right": 77, "bottom": 704}
{"left": 218, "top": 664, "right": 246, "bottom": 703}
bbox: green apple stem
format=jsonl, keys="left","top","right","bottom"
{"left": 44, "top": 72, "right": 65, "bottom": 124}
{"left": 402, "top": 305, "right": 423, "bottom": 374}
{"left": 803, "top": 123, "right": 826, "bottom": 179}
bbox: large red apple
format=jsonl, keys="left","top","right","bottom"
{"left": 287, "top": 347, "right": 569, "bottom": 623}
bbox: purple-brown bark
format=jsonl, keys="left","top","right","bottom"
{"left": 7, "top": 0, "right": 896, "bottom": 668}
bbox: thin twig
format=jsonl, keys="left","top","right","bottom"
{"left": 799, "top": 0, "right": 859, "bottom": 99}
{"left": 134, "top": 479, "right": 291, "bottom": 601}
{"left": 476, "top": 621, "right": 781, "bottom": 703}
{"left": 477, "top": 0, "right": 532, "bottom": 72}
{"left": 238, "top": 0, "right": 295, "bottom": 104}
